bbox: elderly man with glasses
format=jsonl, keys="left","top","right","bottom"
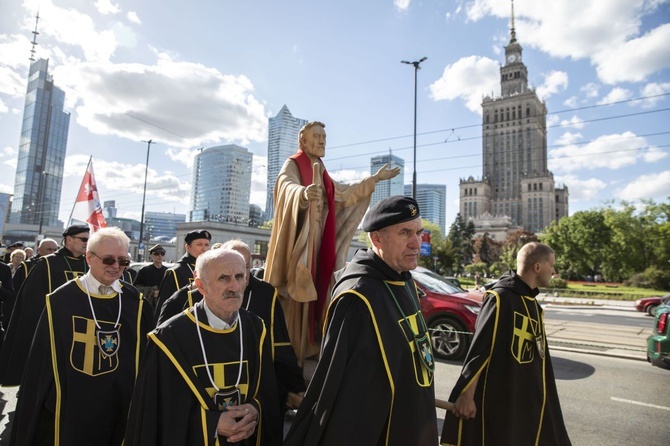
{"left": 0, "top": 225, "right": 91, "bottom": 386}
{"left": 10, "top": 226, "right": 153, "bottom": 446}
{"left": 134, "top": 244, "right": 168, "bottom": 307}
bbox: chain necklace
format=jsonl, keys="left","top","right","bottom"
{"left": 82, "top": 277, "right": 122, "bottom": 358}
{"left": 194, "top": 304, "right": 243, "bottom": 411}
{"left": 383, "top": 281, "right": 434, "bottom": 373}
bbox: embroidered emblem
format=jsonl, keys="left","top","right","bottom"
{"left": 97, "top": 329, "right": 120, "bottom": 357}
{"left": 415, "top": 333, "right": 435, "bottom": 373}
{"left": 407, "top": 204, "right": 418, "bottom": 216}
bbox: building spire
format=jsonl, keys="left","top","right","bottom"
{"left": 29, "top": 11, "right": 40, "bottom": 62}
{"left": 510, "top": 0, "right": 517, "bottom": 43}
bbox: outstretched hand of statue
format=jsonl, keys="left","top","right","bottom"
{"left": 373, "top": 163, "right": 401, "bottom": 182}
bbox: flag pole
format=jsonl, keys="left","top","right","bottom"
{"left": 67, "top": 156, "right": 92, "bottom": 227}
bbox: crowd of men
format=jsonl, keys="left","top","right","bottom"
{"left": 0, "top": 118, "right": 571, "bottom": 445}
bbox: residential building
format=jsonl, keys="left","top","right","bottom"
{"left": 370, "top": 154, "right": 405, "bottom": 208}
{"left": 190, "top": 145, "right": 252, "bottom": 224}
{"left": 404, "top": 184, "right": 446, "bottom": 232}
{"left": 10, "top": 58, "right": 70, "bottom": 229}
{"left": 265, "top": 105, "right": 307, "bottom": 220}
{"left": 459, "top": 11, "right": 568, "bottom": 234}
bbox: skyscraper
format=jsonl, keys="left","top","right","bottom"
{"left": 190, "top": 145, "right": 253, "bottom": 224}
{"left": 460, "top": 6, "right": 568, "bottom": 234}
{"left": 144, "top": 211, "right": 186, "bottom": 239}
{"left": 405, "top": 184, "right": 446, "bottom": 232}
{"left": 265, "top": 105, "right": 307, "bottom": 220}
{"left": 10, "top": 58, "right": 70, "bottom": 229}
{"left": 370, "top": 153, "right": 405, "bottom": 208}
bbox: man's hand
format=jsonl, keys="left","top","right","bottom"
{"left": 373, "top": 163, "right": 401, "bottom": 182}
{"left": 302, "top": 184, "right": 322, "bottom": 202}
{"left": 216, "top": 403, "right": 258, "bottom": 442}
{"left": 452, "top": 393, "right": 477, "bottom": 419}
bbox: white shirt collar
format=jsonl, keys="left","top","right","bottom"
{"left": 202, "top": 300, "right": 236, "bottom": 330}
{"left": 80, "top": 272, "right": 122, "bottom": 295}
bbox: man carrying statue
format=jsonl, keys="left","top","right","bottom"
{"left": 265, "top": 121, "right": 400, "bottom": 360}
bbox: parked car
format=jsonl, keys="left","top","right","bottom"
{"left": 635, "top": 293, "right": 670, "bottom": 316}
{"left": 647, "top": 300, "right": 670, "bottom": 369}
{"left": 411, "top": 266, "right": 483, "bottom": 360}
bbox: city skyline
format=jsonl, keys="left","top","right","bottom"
{"left": 0, "top": 1, "right": 668, "bottom": 230}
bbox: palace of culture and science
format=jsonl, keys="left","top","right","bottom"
{"left": 460, "top": 9, "right": 569, "bottom": 239}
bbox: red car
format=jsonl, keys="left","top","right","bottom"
{"left": 635, "top": 293, "right": 670, "bottom": 316}
{"left": 412, "top": 267, "right": 483, "bottom": 360}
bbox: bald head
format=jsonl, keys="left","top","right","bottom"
{"left": 38, "top": 238, "right": 59, "bottom": 256}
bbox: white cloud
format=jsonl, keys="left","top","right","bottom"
{"left": 581, "top": 83, "right": 600, "bottom": 99}
{"left": 554, "top": 174, "right": 607, "bottom": 200}
{"left": 641, "top": 147, "right": 669, "bottom": 163}
{"left": 429, "top": 55, "right": 500, "bottom": 114}
{"left": 394, "top": 0, "right": 411, "bottom": 12}
{"left": 250, "top": 155, "right": 267, "bottom": 210}
{"left": 597, "top": 87, "right": 633, "bottom": 105}
{"left": 554, "top": 132, "right": 583, "bottom": 146}
{"left": 329, "top": 169, "right": 369, "bottom": 184}
{"left": 563, "top": 96, "right": 578, "bottom": 108}
{"left": 549, "top": 131, "right": 656, "bottom": 173}
{"left": 32, "top": 0, "right": 119, "bottom": 62}
{"left": 635, "top": 82, "right": 670, "bottom": 108}
{"left": 465, "top": 0, "right": 670, "bottom": 85}
{"left": 127, "top": 11, "right": 141, "bottom": 25}
{"left": 95, "top": 0, "right": 120, "bottom": 15}
{"left": 52, "top": 54, "right": 268, "bottom": 149}
{"left": 536, "top": 70, "right": 568, "bottom": 100}
{"left": 595, "top": 23, "right": 670, "bottom": 84}
{"left": 64, "top": 153, "right": 191, "bottom": 206}
{"left": 617, "top": 170, "right": 670, "bottom": 201}
{"left": 556, "top": 116, "right": 584, "bottom": 131}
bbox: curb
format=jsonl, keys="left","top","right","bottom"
{"left": 550, "top": 344, "right": 647, "bottom": 362}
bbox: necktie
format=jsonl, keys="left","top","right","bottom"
{"left": 99, "top": 285, "right": 114, "bottom": 295}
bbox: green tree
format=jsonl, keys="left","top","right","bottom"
{"left": 542, "top": 210, "right": 612, "bottom": 280}
{"left": 473, "top": 232, "right": 502, "bottom": 265}
{"left": 447, "top": 213, "right": 475, "bottom": 274}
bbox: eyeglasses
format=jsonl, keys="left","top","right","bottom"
{"left": 152, "top": 251, "right": 166, "bottom": 256}
{"left": 90, "top": 252, "right": 131, "bottom": 267}
{"left": 73, "top": 236, "right": 89, "bottom": 242}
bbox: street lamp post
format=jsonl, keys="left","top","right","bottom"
{"left": 401, "top": 57, "right": 427, "bottom": 199}
{"left": 138, "top": 139, "right": 155, "bottom": 261}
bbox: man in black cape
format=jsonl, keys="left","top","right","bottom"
{"left": 153, "top": 229, "right": 210, "bottom": 319}
{"left": 134, "top": 243, "right": 168, "bottom": 307}
{"left": 125, "top": 248, "right": 282, "bottom": 445}
{"left": 284, "top": 196, "right": 438, "bottom": 445}
{"left": 11, "top": 238, "right": 59, "bottom": 293}
{"left": 155, "top": 240, "right": 306, "bottom": 414}
{"left": 0, "top": 225, "right": 90, "bottom": 386}
{"left": 441, "top": 242, "right": 572, "bottom": 446}
{"left": 9, "top": 227, "right": 153, "bottom": 445}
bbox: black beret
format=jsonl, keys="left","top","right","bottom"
{"left": 148, "top": 244, "right": 165, "bottom": 254}
{"left": 9, "top": 242, "right": 23, "bottom": 248}
{"left": 63, "top": 224, "right": 90, "bottom": 237}
{"left": 362, "top": 196, "right": 421, "bottom": 232}
{"left": 185, "top": 230, "right": 211, "bottom": 244}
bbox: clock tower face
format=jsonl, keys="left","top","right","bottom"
{"left": 507, "top": 54, "right": 517, "bottom": 63}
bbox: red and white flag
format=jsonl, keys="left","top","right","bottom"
{"left": 68, "top": 157, "right": 107, "bottom": 232}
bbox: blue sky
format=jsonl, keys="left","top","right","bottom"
{"left": 0, "top": 0, "right": 669, "bottom": 230}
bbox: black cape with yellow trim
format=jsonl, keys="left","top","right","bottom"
{"left": 284, "top": 248, "right": 438, "bottom": 446}
{"left": 9, "top": 278, "right": 153, "bottom": 446}
{"left": 0, "top": 247, "right": 88, "bottom": 386}
{"left": 153, "top": 253, "right": 196, "bottom": 320}
{"left": 440, "top": 270, "right": 572, "bottom": 446}
{"left": 155, "top": 277, "right": 306, "bottom": 413}
{"left": 125, "top": 302, "right": 283, "bottom": 446}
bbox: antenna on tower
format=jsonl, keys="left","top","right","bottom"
{"left": 29, "top": 11, "right": 40, "bottom": 62}
{"left": 510, "top": 0, "right": 517, "bottom": 43}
